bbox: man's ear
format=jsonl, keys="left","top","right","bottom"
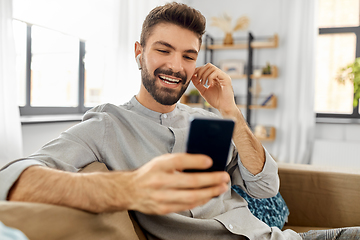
{"left": 134, "top": 41, "right": 143, "bottom": 70}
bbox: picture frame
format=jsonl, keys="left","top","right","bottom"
{"left": 220, "top": 59, "right": 245, "bottom": 76}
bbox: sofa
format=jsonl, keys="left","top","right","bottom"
{"left": 278, "top": 163, "right": 360, "bottom": 233}
{"left": 0, "top": 162, "right": 359, "bottom": 239}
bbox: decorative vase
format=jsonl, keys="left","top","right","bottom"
{"left": 223, "top": 33, "right": 234, "bottom": 45}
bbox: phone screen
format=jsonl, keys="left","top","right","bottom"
{"left": 185, "top": 117, "right": 235, "bottom": 172}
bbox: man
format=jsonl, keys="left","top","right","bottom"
{"left": 0, "top": 2, "right": 358, "bottom": 240}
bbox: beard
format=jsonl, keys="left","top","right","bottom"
{"left": 141, "top": 62, "right": 190, "bottom": 106}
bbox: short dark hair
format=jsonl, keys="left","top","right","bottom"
{"left": 140, "top": 2, "right": 206, "bottom": 48}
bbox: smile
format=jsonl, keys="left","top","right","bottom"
{"left": 158, "top": 75, "right": 181, "bottom": 85}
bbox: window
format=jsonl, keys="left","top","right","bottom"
{"left": 315, "top": 0, "right": 360, "bottom": 119}
{"left": 13, "top": 0, "right": 116, "bottom": 116}
{"left": 83, "top": 42, "right": 107, "bottom": 108}
{"left": 31, "top": 26, "right": 79, "bottom": 107}
{"left": 13, "top": 20, "right": 109, "bottom": 116}
{"left": 13, "top": 0, "right": 142, "bottom": 117}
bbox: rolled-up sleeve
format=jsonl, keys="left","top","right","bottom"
{"left": 0, "top": 108, "right": 108, "bottom": 201}
{"left": 227, "top": 147, "right": 279, "bottom": 199}
{"left": 0, "top": 160, "right": 45, "bottom": 200}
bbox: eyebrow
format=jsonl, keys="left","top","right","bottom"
{"left": 153, "top": 41, "right": 198, "bottom": 55}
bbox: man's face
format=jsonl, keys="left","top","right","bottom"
{"left": 140, "top": 23, "right": 200, "bottom": 106}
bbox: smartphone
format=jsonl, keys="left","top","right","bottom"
{"left": 184, "top": 117, "right": 235, "bottom": 172}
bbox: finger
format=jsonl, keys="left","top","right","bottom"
{"left": 193, "top": 66, "right": 201, "bottom": 75}
{"left": 130, "top": 180, "right": 229, "bottom": 215}
{"left": 192, "top": 64, "right": 217, "bottom": 91}
{"left": 191, "top": 74, "right": 207, "bottom": 95}
{"left": 195, "top": 63, "right": 213, "bottom": 83}
{"left": 167, "top": 171, "right": 230, "bottom": 189}
{"left": 147, "top": 184, "right": 229, "bottom": 214}
{"left": 191, "top": 71, "right": 201, "bottom": 85}
{"left": 197, "top": 64, "right": 230, "bottom": 86}
{"left": 191, "top": 73, "right": 205, "bottom": 88}
{"left": 200, "top": 68, "right": 217, "bottom": 87}
{"left": 160, "top": 153, "right": 213, "bottom": 172}
{"left": 194, "top": 64, "right": 209, "bottom": 76}
{"left": 206, "top": 72, "right": 222, "bottom": 87}
{"left": 130, "top": 192, "right": 209, "bottom": 215}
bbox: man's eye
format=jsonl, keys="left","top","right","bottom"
{"left": 157, "top": 49, "right": 169, "bottom": 53}
{"left": 184, "top": 55, "right": 195, "bottom": 61}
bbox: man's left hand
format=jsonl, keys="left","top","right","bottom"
{"left": 191, "top": 63, "right": 237, "bottom": 115}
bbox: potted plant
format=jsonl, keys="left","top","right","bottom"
{"left": 188, "top": 89, "right": 200, "bottom": 103}
{"left": 262, "top": 62, "right": 272, "bottom": 75}
{"left": 337, "top": 57, "right": 360, "bottom": 107}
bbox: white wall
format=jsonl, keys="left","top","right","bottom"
{"left": 312, "top": 123, "right": 360, "bottom": 168}
{"left": 316, "top": 123, "right": 360, "bottom": 141}
{"left": 21, "top": 121, "right": 79, "bottom": 156}
{"left": 21, "top": 0, "right": 360, "bottom": 166}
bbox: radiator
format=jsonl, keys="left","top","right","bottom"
{"left": 311, "top": 140, "right": 360, "bottom": 168}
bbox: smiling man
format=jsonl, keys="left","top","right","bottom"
{"left": 1, "top": 2, "right": 359, "bottom": 240}
{"left": 135, "top": 23, "right": 197, "bottom": 110}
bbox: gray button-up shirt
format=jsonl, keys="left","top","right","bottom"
{"left": 0, "top": 97, "right": 300, "bottom": 240}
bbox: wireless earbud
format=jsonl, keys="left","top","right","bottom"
{"left": 136, "top": 54, "right": 142, "bottom": 70}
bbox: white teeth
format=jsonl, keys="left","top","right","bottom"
{"left": 159, "top": 75, "right": 180, "bottom": 84}
{"left": 164, "top": 81, "right": 177, "bottom": 85}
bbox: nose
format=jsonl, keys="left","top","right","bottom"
{"left": 167, "top": 53, "right": 184, "bottom": 73}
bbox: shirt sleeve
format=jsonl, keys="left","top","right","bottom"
{"left": 0, "top": 108, "right": 108, "bottom": 201}
{"left": 0, "top": 160, "right": 45, "bottom": 200}
{"left": 227, "top": 147, "right": 279, "bottom": 199}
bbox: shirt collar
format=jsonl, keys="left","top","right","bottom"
{"left": 129, "top": 96, "right": 180, "bottom": 120}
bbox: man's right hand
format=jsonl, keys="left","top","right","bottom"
{"left": 8, "top": 153, "right": 229, "bottom": 215}
{"left": 124, "top": 153, "right": 230, "bottom": 215}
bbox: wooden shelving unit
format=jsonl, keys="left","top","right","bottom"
{"left": 182, "top": 95, "right": 277, "bottom": 109}
{"left": 203, "top": 32, "right": 279, "bottom": 142}
{"left": 255, "top": 126, "right": 276, "bottom": 141}
{"left": 229, "top": 66, "right": 278, "bottom": 80}
{"left": 181, "top": 94, "right": 277, "bottom": 142}
{"left": 205, "top": 34, "right": 278, "bottom": 50}
{"left": 182, "top": 33, "right": 278, "bottom": 141}
{"left": 236, "top": 95, "right": 277, "bottom": 109}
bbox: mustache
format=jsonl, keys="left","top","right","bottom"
{"left": 154, "top": 68, "right": 187, "bottom": 84}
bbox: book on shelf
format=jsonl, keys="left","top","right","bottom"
{"left": 260, "top": 94, "right": 274, "bottom": 106}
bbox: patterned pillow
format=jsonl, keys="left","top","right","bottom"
{"left": 232, "top": 185, "right": 289, "bottom": 229}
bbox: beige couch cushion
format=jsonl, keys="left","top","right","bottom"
{"left": 0, "top": 162, "right": 146, "bottom": 240}
{"left": 0, "top": 201, "right": 143, "bottom": 240}
{"left": 278, "top": 163, "right": 360, "bottom": 229}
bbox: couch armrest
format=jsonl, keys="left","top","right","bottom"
{"left": 0, "top": 162, "right": 147, "bottom": 240}
{"left": 278, "top": 163, "right": 360, "bottom": 228}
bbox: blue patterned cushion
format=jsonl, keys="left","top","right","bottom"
{"left": 232, "top": 185, "right": 289, "bottom": 229}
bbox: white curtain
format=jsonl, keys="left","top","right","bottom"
{"left": 0, "top": 0, "right": 23, "bottom": 168}
{"left": 99, "top": 0, "right": 172, "bottom": 104}
{"left": 273, "top": 0, "right": 317, "bottom": 164}
{"left": 12, "top": 0, "right": 172, "bottom": 105}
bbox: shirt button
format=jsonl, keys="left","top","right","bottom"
{"left": 229, "top": 224, "right": 233, "bottom": 230}
{"left": 163, "top": 114, "right": 167, "bottom": 119}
